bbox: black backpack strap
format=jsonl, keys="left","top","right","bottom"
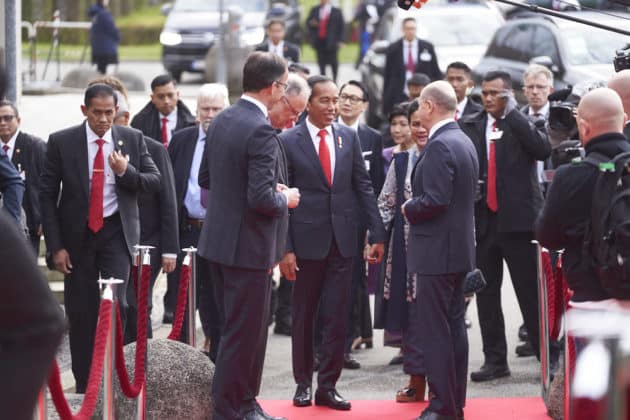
{"left": 583, "top": 151, "right": 609, "bottom": 169}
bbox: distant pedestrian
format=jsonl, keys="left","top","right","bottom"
{"left": 88, "top": 0, "right": 120, "bottom": 75}
{"left": 306, "top": 0, "right": 345, "bottom": 82}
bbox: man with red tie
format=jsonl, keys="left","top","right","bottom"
{"left": 40, "top": 84, "right": 161, "bottom": 393}
{"left": 279, "top": 75, "right": 386, "bottom": 410}
{"left": 306, "top": 0, "right": 345, "bottom": 82}
{"left": 131, "top": 74, "right": 195, "bottom": 149}
{"left": 458, "top": 71, "right": 550, "bottom": 382}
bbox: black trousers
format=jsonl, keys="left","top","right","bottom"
{"left": 29, "top": 232, "right": 41, "bottom": 256}
{"left": 293, "top": 241, "right": 353, "bottom": 391}
{"left": 211, "top": 263, "right": 272, "bottom": 420}
{"left": 66, "top": 214, "right": 130, "bottom": 393}
{"left": 411, "top": 273, "right": 468, "bottom": 416}
{"left": 475, "top": 214, "right": 540, "bottom": 366}
{"left": 124, "top": 247, "right": 160, "bottom": 344}
{"left": 345, "top": 224, "right": 373, "bottom": 352}
{"left": 316, "top": 46, "right": 339, "bottom": 82}
{"left": 274, "top": 276, "right": 293, "bottom": 328}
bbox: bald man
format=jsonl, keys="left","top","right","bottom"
{"left": 536, "top": 88, "right": 630, "bottom": 302}
{"left": 607, "top": 70, "right": 630, "bottom": 139}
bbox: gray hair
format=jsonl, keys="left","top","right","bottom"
{"left": 197, "top": 83, "right": 230, "bottom": 108}
{"left": 285, "top": 73, "right": 310, "bottom": 99}
{"left": 523, "top": 64, "right": 554, "bottom": 86}
{"left": 420, "top": 81, "right": 457, "bottom": 112}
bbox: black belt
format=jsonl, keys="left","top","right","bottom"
{"left": 186, "top": 217, "right": 204, "bottom": 228}
{"left": 103, "top": 212, "right": 120, "bottom": 222}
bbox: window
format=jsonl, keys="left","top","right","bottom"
{"left": 532, "top": 26, "right": 560, "bottom": 64}
{"left": 488, "top": 24, "right": 535, "bottom": 62}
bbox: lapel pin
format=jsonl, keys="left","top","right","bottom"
{"left": 117, "top": 140, "right": 123, "bottom": 147}
{"left": 15, "top": 148, "right": 20, "bottom": 154}
{"left": 337, "top": 136, "right": 343, "bottom": 148}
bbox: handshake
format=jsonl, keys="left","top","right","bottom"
{"left": 277, "top": 183, "right": 300, "bottom": 208}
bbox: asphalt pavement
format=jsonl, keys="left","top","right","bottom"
{"left": 18, "top": 59, "right": 541, "bottom": 402}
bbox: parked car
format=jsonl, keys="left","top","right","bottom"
{"left": 159, "top": 0, "right": 300, "bottom": 82}
{"left": 472, "top": 12, "right": 630, "bottom": 104}
{"left": 359, "top": 0, "right": 504, "bottom": 127}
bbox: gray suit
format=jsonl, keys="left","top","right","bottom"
{"left": 404, "top": 121, "right": 478, "bottom": 417}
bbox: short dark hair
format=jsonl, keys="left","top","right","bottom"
{"left": 407, "top": 99, "right": 420, "bottom": 122}
{"left": 407, "top": 73, "right": 431, "bottom": 87}
{"left": 0, "top": 100, "right": 19, "bottom": 118}
{"left": 151, "top": 74, "right": 176, "bottom": 91}
{"left": 389, "top": 102, "right": 409, "bottom": 123}
{"left": 339, "top": 80, "right": 369, "bottom": 102}
{"left": 307, "top": 75, "right": 333, "bottom": 101}
{"left": 266, "top": 18, "right": 285, "bottom": 29}
{"left": 483, "top": 70, "right": 512, "bottom": 89}
{"left": 84, "top": 83, "right": 117, "bottom": 108}
{"left": 289, "top": 62, "right": 310, "bottom": 76}
{"left": 446, "top": 61, "right": 472, "bottom": 75}
{"left": 402, "top": 17, "right": 416, "bottom": 26}
{"left": 242, "top": 51, "right": 287, "bottom": 93}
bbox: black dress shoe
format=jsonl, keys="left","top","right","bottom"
{"left": 515, "top": 341, "right": 535, "bottom": 357}
{"left": 314, "top": 389, "right": 352, "bottom": 410}
{"left": 293, "top": 385, "right": 312, "bottom": 407}
{"left": 415, "top": 409, "right": 456, "bottom": 420}
{"left": 162, "top": 310, "right": 174, "bottom": 324}
{"left": 343, "top": 353, "right": 361, "bottom": 369}
{"left": 273, "top": 323, "right": 292, "bottom": 336}
{"left": 518, "top": 324, "right": 528, "bottom": 342}
{"left": 389, "top": 350, "right": 404, "bottom": 365}
{"left": 470, "top": 364, "right": 510, "bottom": 382}
{"left": 254, "top": 401, "right": 287, "bottom": 420}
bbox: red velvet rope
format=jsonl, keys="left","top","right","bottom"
{"left": 115, "top": 263, "right": 151, "bottom": 398}
{"left": 168, "top": 263, "right": 191, "bottom": 340}
{"left": 541, "top": 250, "right": 560, "bottom": 340}
{"left": 48, "top": 299, "right": 113, "bottom": 420}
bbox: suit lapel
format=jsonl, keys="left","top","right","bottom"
{"left": 331, "top": 124, "right": 345, "bottom": 189}
{"left": 296, "top": 123, "right": 330, "bottom": 188}
{"left": 12, "top": 132, "right": 24, "bottom": 167}
{"left": 75, "top": 122, "right": 90, "bottom": 200}
{"left": 183, "top": 128, "right": 197, "bottom": 185}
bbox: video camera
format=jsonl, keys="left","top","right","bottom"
{"left": 614, "top": 44, "right": 630, "bottom": 73}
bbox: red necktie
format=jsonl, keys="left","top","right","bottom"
{"left": 487, "top": 121, "right": 498, "bottom": 212}
{"left": 88, "top": 139, "right": 105, "bottom": 233}
{"left": 318, "top": 8, "right": 329, "bottom": 39}
{"left": 161, "top": 117, "right": 169, "bottom": 147}
{"left": 2, "top": 145, "right": 8, "bottom": 154}
{"left": 406, "top": 43, "right": 415, "bottom": 73}
{"left": 318, "top": 129, "right": 332, "bottom": 186}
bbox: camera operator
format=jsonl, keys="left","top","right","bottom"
{"left": 536, "top": 87, "right": 629, "bottom": 301}
{"left": 607, "top": 69, "right": 630, "bottom": 139}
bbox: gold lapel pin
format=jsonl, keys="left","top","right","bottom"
{"left": 117, "top": 140, "right": 123, "bottom": 147}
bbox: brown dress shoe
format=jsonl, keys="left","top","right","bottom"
{"left": 395, "top": 374, "right": 426, "bottom": 402}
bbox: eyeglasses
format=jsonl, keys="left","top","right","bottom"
{"left": 281, "top": 96, "right": 300, "bottom": 118}
{"left": 0, "top": 115, "right": 16, "bottom": 122}
{"left": 524, "top": 84, "right": 550, "bottom": 91}
{"left": 339, "top": 94, "right": 365, "bottom": 105}
{"left": 275, "top": 80, "right": 289, "bottom": 91}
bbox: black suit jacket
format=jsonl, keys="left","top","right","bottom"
{"left": 168, "top": 125, "right": 199, "bottom": 227}
{"left": 255, "top": 41, "right": 300, "bottom": 63}
{"left": 138, "top": 136, "right": 179, "bottom": 255}
{"left": 462, "top": 98, "right": 483, "bottom": 117}
{"left": 197, "top": 99, "right": 288, "bottom": 270}
{"left": 405, "top": 122, "right": 479, "bottom": 274}
{"left": 130, "top": 100, "right": 196, "bottom": 145}
{"left": 9, "top": 132, "right": 45, "bottom": 232}
{"left": 383, "top": 38, "right": 442, "bottom": 116}
{"left": 357, "top": 123, "right": 385, "bottom": 195}
{"left": 459, "top": 109, "right": 551, "bottom": 237}
{"left": 40, "top": 122, "right": 161, "bottom": 262}
{"left": 306, "top": 5, "right": 344, "bottom": 51}
{"left": 0, "top": 147, "right": 24, "bottom": 223}
{"left": 280, "top": 122, "right": 386, "bottom": 260}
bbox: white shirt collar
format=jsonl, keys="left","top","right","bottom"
{"left": 85, "top": 122, "right": 113, "bottom": 144}
{"left": 159, "top": 107, "right": 178, "bottom": 124}
{"left": 320, "top": 4, "right": 331, "bottom": 16}
{"left": 1, "top": 129, "right": 19, "bottom": 153}
{"left": 456, "top": 97, "right": 468, "bottom": 116}
{"left": 306, "top": 118, "right": 332, "bottom": 141}
{"left": 241, "top": 94, "right": 268, "bottom": 118}
{"left": 269, "top": 40, "right": 284, "bottom": 54}
{"left": 338, "top": 117, "right": 359, "bottom": 132}
{"left": 428, "top": 118, "right": 455, "bottom": 140}
{"left": 529, "top": 102, "right": 550, "bottom": 117}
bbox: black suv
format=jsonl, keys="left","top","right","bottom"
{"left": 473, "top": 12, "right": 630, "bottom": 103}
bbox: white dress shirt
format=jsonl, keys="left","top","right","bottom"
{"left": 485, "top": 113, "right": 500, "bottom": 157}
{"left": 268, "top": 41, "right": 285, "bottom": 58}
{"left": 456, "top": 97, "right": 468, "bottom": 120}
{"left": 159, "top": 107, "right": 178, "bottom": 145}
{"left": 86, "top": 124, "right": 118, "bottom": 217}
{"left": 428, "top": 118, "right": 455, "bottom": 140}
{"left": 241, "top": 94, "right": 268, "bottom": 118}
{"left": 319, "top": 4, "right": 331, "bottom": 19}
{"left": 306, "top": 118, "right": 336, "bottom": 183}
{"left": 184, "top": 125, "right": 207, "bottom": 220}
{"left": 1, "top": 130, "right": 19, "bottom": 160}
{"left": 528, "top": 101, "right": 550, "bottom": 118}
{"left": 403, "top": 40, "right": 418, "bottom": 86}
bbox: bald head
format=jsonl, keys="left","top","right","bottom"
{"left": 577, "top": 87, "right": 626, "bottom": 144}
{"left": 608, "top": 70, "right": 630, "bottom": 117}
{"left": 417, "top": 81, "right": 457, "bottom": 130}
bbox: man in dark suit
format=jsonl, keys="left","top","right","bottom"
{"left": 256, "top": 18, "right": 300, "bottom": 63}
{"left": 40, "top": 84, "right": 161, "bottom": 393}
{"left": 279, "top": 75, "right": 386, "bottom": 411}
{"left": 306, "top": 0, "right": 345, "bottom": 82}
{"left": 607, "top": 69, "right": 630, "bottom": 139}
{"left": 0, "top": 146, "right": 23, "bottom": 224}
{"left": 458, "top": 71, "right": 551, "bottom": 382}
{"left": 130, "top": 74, "right": 195, "bottom": 148}
{"left": 168, "top": 83, "right": 230, "bottom": 359}
{"left": 337, "top": 79, "right": 384, "bottom": 366}
{"left": 403, "top": 81, "right": 478, "bottom": 420}
{"left": 445, "top": 62, "right": 482, "bottom": 120}
{"left": 383, "top": 17, "right": 442, "bottom": 118}
{"left": 0, "top": 101, "right": 41, "bottom": 240}
{"left": 197, "top": 52, "right": 299, "bottom": 420}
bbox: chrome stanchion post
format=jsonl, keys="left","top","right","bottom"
{"left": 133, "top": 245, "right": 153, "bottom": 420}
{"left": 183, "top": 247, "right": 198, "bottom": 347}
{"left": 532, "top": 240, "right": 550, "bottom": 403}
{"left": 33, "top": 384, "right": 47, "bottom": 420}
{"left": 99, "top": 277, "right": 124, "bottom": 420}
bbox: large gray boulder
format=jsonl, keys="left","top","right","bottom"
{"left": 94, "top": 338, "right": 215, "bottom": 419}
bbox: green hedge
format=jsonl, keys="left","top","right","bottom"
{"left": 23, "top": 22, "right": 163, "bottom": 46}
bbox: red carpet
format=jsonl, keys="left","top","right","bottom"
{"left": 260, "top": 398, "right": 550, "bottom": 419}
